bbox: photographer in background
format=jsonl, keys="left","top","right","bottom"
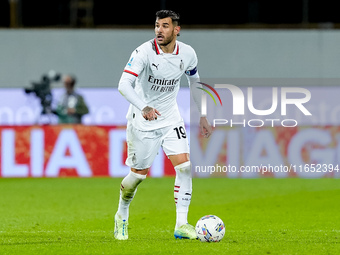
{"left": 56, "top": 74, "right": 89, "bottom": 124}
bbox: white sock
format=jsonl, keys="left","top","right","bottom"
{"left": 117, "top": 170, "right": 146, "bottom": 221}
{"left": 174, "top": 161, "right": 192, "bottom": 229}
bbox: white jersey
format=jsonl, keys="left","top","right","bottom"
{"left": 123, "top": 38, "right": 198, "bottom": 131}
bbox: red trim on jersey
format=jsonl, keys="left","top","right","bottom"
{"left": 175, "top": 44, "right": 179, "bottom": 55}
{"left": 124, "top": 69, "right": 139, "bottom": 77}
{"left": 154, "top": 38, "right": 160, "bottom": 55}
{"left": 154, "top": 38, "right": 179, "bottom": 55}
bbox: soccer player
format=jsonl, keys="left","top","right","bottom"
{"left": 114, "top": 10, "right": 212, "bottom": 240}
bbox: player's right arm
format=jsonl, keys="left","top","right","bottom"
{"left": 118, "top": 48, "right": 160, "bottom": 121}
{"left": 118, "top": 72, "right": 146, "bottom": 110}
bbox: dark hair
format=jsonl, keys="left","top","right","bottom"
{"left": 156, "top": 10, "right": 180, "bottom": 26}
{"left": 66, "top": 74, "right": 77, "bottom": 87}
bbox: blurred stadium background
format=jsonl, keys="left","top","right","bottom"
{"left": 0, "top": 0, "right": 340, "bottom": 178}
{"left": 1, "top": 2, "right": 340, "bottom": 255}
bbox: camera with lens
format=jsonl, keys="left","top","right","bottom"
{"left": 25, "top": 70, "right": 61, "bottom": 114}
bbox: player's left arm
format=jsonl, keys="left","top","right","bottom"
{"left": 185, "top": 47, "right": 212, "bottom": 138}
{"left": 186, "top": 70, "right": 212, "bottom": 138}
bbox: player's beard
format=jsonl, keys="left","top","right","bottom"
{"left": 157, "top": 31, "right": 175, "bottom": 46}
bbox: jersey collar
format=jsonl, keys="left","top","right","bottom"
{"left": 153, "top": 38, "right": 179, "bottom": 55}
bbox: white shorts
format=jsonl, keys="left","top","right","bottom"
{"left": 125, "top": 120, "right": 189, "bottom": 169}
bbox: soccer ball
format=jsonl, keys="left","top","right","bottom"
{"left": 195, "top": 215, "right": 225, "bottom": 242}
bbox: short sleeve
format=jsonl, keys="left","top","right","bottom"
{"left": 185, "top": 48, "right": 198, "bottom": 76}
{"left": 123, "top": 47, "right": 147, "bottom": 77}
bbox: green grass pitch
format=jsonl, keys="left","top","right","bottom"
{"left": 0, "top": 178, "right": 339, "bottom": 254}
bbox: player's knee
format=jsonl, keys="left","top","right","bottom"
{"left": 174, "top": 161, "right": 191, "bottom": 174}
{"left": 131, "top": 167, "right": 149, "bottom": 176}
{"left": 121, "top": 170, "right": 147, "bottom": 192}
{"left": 130, "top": 170, "right": 147, "bottom": 185}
